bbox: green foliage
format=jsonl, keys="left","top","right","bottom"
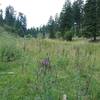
{"left": 3, "top": 24, "right": 16, "bottom": 34}
{"left": 72, "top": 0, "right": 84, "bottom": 34}
{"left": 1, "top": 6, "right": 27, "bottom": 37}
{"left": 15, "top": 12, "right": 27, "bottom": 37}
{"left": 0, "top": 42, "right": 22, "bottom": 62}
{"left": 0, "top": 0, "right": 100, "bottom": 40}
{"left": 5, "top": 6, "right": 16, "bottom": 26}
{"left": 84, "top": 0, "right": 98, "bottom": 41}
{"left": 64, "top": 31, "right": 74, "bottom": 41}
{"left": 47, "top": 16, "right": 56, "bottom": 38}
{"left": 59, "top": 0, "right": 73, "bottom": 35}
{"left": 0, "top": 9, "right": 3, "bottom": 25}
{"left": 25, "top": 34, "right": 33, "bottom": 38}
{"left": 97, "top": 0, "right": 100, "bottom": 33}
{"left": 26, "top": 27, "right": 39, "bottom": 38}
{"left": 55, "top": 31, "right": 62, "bottom": 39}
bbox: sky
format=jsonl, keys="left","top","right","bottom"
{"left": 0, "top": 0, "right": 83, "bottom": 28}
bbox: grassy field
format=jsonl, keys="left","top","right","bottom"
{"left": 0, "top": 28, "right": 100, "bottom": 100}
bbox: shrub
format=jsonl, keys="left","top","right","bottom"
{"left": 64, "top": 31, "right": 74, "bottom": 41}
{"left": 0, "top": 43, "right": 22, "bottom": 62}
{"left": 55, "top": 31, "right": 62, "bottom": 39}
{"left": 25, "top": 34, "right": 33, "bottom": 38}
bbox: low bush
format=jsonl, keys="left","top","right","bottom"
{"left": 55, "top": 31, "right": 62, "bottom": 39}
{"left": 64, "top": 31, "right": 74, "bottom": 41}
{"left": 0, "top": 43, "right": 22, "bottom": 62}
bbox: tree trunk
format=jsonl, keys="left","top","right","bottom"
{"left": 93, "top": 34, "right": 96, "bottom": 41}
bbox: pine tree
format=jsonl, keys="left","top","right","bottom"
{"left": 47, "top": 16, "right": 55, "bottom": 38}
{"left": 59, "top": 0, "right": 73, "bottom": 38}
{"left": 39, "top": 25, "right": 47, "bottom": 38}
{"left": 54, "top": 13, "right": 59, "bottom": 32}
{"left": 27, "top": 27, "right": 38, "bottom": 37}
{"left": 5, "top": 6, "right": 16, "bottom": 26}
{"left": 97, "top": 0, "right": 100, "bottom": 34}
{"left": 0, "top": 9, "right": 3, "bottom": 25}
{"left": 72, "top": 0, "right": 84, "bottom": 36}
{"left": 84, "top": 0, "right": 97, "bottom": 41}
{"left": 15, "top": 12, "right": 27, "bottom": 37}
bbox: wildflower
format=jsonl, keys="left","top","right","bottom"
{"left": 42, "top": 58, "right": 50, "bottom": 66}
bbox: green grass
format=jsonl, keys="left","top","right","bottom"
{"left": 0, "top": 29, "right": 100, "bottom": 100}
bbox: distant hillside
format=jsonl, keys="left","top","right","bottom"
{"left": 0, "top": 26, "right": 18, "bottom": 38}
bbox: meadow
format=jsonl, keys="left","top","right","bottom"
{"left": 0, "top": 28, "right": 100, "bottom": 100}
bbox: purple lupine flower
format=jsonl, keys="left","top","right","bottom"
{"left": 42, "top": 58, "right": 49, "bottom": 66}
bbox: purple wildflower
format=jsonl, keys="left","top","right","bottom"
{"left": 42, "top": 58, "right": 50, "bottom": 66}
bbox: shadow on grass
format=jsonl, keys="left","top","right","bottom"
{"left": 89, "top": 38, "right": 100, "bottom": 43}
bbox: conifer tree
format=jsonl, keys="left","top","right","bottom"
{"left": 84, "top": 0, "right": 97, "bottom": 40}
{"left": 15, "top": 12, "right": 27, "bottom": 37}
{"left": 47, "top": 16, "right": 55, "bottom": 38}
{"left": 0, "top": 9, "right": 3, "bottom": 25}
{"left": 72, "top": 0, "right": 84, "bottom": 36}
{"left": 5, "top": 6, "right": 16, "bottom": 26}
{"left": 59, "top": 0, "right": 73, "bottom": 38}
{"left": 97, "top": 0, "right": 100, "bottom": 34}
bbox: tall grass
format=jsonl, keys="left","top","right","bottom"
{"left": 0, "top": 34, "right": 100, "bottom": 100}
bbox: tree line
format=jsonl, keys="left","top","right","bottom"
{"left": 0, "top": 6, "right": 27, "bottom": 37}
{"left": 0, "top": 0, "right": 100, "bottom": 41}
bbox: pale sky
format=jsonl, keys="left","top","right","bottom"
{"left": 0, "top": 0, "right": 83, "bottom": 28}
